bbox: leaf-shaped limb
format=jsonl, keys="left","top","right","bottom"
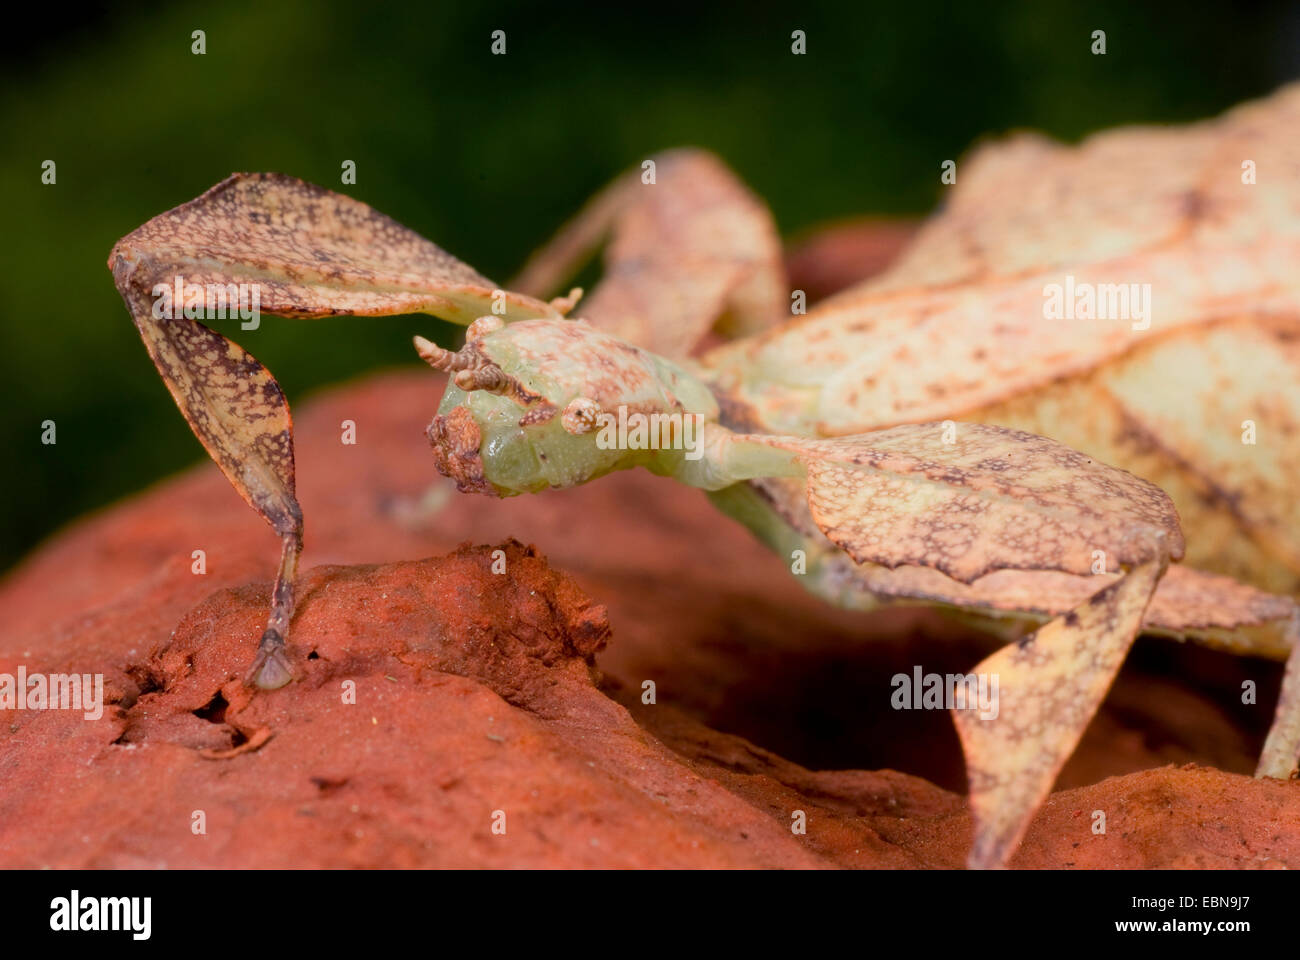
{"left": 709, "top": 422, "right": 1188, "bottom": 867}
{"left": 112, "top": 173, "right": 560, "bottom": 325}
{"left": 109, "top": 173, "right": 557, "bottom": 685}
{"left": 730, "top": 422, "right": 1183, "bottom": 583}
{"left": 716, "top": 475, "right": 1296, "bottom": 655}
{"left": 953, "top": 553, "right": 1166, "bottom": 869}
{"left": 512, "top": 149, "right": 786, "bottom": 359}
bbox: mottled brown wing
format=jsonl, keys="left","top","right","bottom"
{"left": 1099, "top": 320, "right": 1300, "bottom": 580}
{"left": 512, "top": 149, "right": 786, "bottom": 359}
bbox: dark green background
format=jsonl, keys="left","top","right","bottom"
{"left": 3, "top": 0, "right": 1296, "bottom": 570}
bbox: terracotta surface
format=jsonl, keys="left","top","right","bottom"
{"left": 1, "top": 222, "right": 1296, "bottom": 868}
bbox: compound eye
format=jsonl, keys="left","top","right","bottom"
{"left": 561, "top": 397, "right": 601, "bottom": 435}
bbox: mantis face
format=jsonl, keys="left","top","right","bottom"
{"left": 416, "top": 317, "right": 721, "bottom": 496}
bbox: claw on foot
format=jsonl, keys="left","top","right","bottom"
{"left": 245, "top": 629, "right": 295, "bottom": 690}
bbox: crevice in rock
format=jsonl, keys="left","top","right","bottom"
{"left": 193, "top": 691, "right": 229, "bottom": 724}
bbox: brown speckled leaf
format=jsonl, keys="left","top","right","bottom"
{"left": 953, "top": 553, "right": 1167, "bottom": 869}
{"left": 512, "top": 149, "right": 785, "bottom": 359}
{"left": 739, "top": 422, "right": 1182, "bottom": 583}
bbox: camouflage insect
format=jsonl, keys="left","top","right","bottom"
{"left": 109, "top": 86, "right": 1300, "bottom": 869}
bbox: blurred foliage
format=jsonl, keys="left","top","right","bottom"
{"left": 2, "top": 0, "right": 1296, "bottom": 570}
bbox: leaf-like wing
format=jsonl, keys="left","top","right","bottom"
{"left": 1099, "top": 319, "right": 1300, "bottom": 579}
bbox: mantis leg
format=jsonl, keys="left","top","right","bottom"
{"left": 1260, "top": 615, "right": 1300, "bottom": 779}
{"left": 510, "top": 149, "right": 786, "bottom": 359}
{"left": 112, "top": 270, "right": 302, "bottom": 688}
{"left": 710, "top": 471, "right": 1300, "bottom": 861}
{"left": 952, "top": 552, "right": 1167, "bottom": 869}
{"left": 696, "top": 422, "right": 1191, "bottom": 867}
{"left": 110, "top": 173, "right": 558, "bottom": 686}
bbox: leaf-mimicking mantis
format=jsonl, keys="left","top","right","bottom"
{"left": 109, "top": 86, "right": 1300, "bottom": 868}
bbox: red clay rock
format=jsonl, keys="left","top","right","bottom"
{"left": 2, "top": 543, "right": 851, "bottom": 868}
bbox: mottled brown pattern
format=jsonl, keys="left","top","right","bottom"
{"left": 1100, "top": 318, "right": 1300, "bottom": 578}
{"left": 703, "top": 85, "right": 1300, "bottom": 437}
{"left": 741, "top": 422, "right": 1182, "bottom": 583}
{"left": 109, "top": 265, "right": 298, "bottom": 537}
{"left": 953, "top": 554, "right": 1166, "bottom": 869}
{"left": 747, "top": 473, "right": 1296, "bottom": 652}
{"left": 513, "top": 149, "right": 786, "bottom": 359}
{"left": 965, "top": 342, "right": 1300, "bottom": 595}
{"left": 426, "top": 406, "right": 491, "bottom": 495}
{"left": 111, "top": 172, "right": 559, "bottom": 324}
